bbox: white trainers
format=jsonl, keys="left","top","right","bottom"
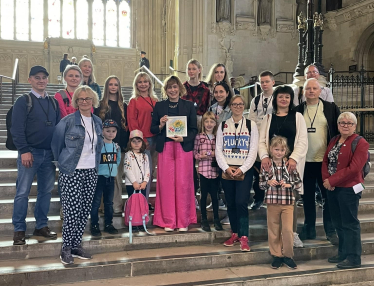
{"left": 293, "top": 232, "right": 304, "bottom": 248}
{"left": 220, "top": 215, "right": 230, "bottom": 225}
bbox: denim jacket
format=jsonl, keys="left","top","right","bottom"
{"left": 51, "top": 111, "right": 103, "bottom": 176}
{"left": 209, "top": 103, "right": 232, "bottom": 124}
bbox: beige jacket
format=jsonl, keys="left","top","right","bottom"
{"left": 258, "top": 112, "right": 308, "bottom": 194}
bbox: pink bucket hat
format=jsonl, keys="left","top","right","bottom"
{"left": 129, "top": 129, "right": 144, "bottom": 139}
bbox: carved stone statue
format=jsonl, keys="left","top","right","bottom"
{"left": 257, "top": 0, "right": 272, "bottom": 26}
{"left": 216, "top": 0, "right": 231, "bottom": 22}
{"left": 296, "top": 0, "right": 307, "bottom": 24}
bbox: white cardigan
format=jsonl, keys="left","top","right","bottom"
{"left": 258, "top": 112, "right": 308, "bottom": 194}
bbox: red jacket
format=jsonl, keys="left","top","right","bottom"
{"left": 182, "top": 81, "right": 210, "bottom": 116}
{"left": 322, "top": 133, "right": 369, "bottom": 187}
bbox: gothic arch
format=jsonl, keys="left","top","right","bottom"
{"left": 355, "top": 23, "right": 374, "bottom": 70}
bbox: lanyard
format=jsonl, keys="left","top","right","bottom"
{"left": 65, "top": 89, "right": 73, "bottom": 107}
{"left": 306, "top": 100, "right": 320, "bottom": 129}
{"left": 234, "top": 117, "right": 244, "bottom": 148}
{"left": 140, "top": 95, "right": 154, "bottom": 110}
{"left": 35, "top": 96, "right": 50, "bottom": 122}
{"left": 132, "top": 151, "right": 145, "bottom": 182}
{"left": 80, "top": 113, "right": 95, "bottom": 154}
{"left": 103, "top": 143, "right": 115, "bottom": 177}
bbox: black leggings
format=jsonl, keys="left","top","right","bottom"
{"left": 200, "top": 175, "right": 220, "bottom": 220}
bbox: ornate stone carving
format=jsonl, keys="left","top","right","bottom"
{"left": 324, "top": 12, "right": 337, "bottom": 31}
{"left": 216, "top": 0, "right": 231, "bottom": 23}
{"left": 219, "top": 39, "right": 234, "bottom": 75}
{"left": 236, "top": 16, "right": 256, "bottom": 32}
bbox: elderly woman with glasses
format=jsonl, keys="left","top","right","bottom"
{"left": 52, "top": 86, "right": 103, "bottom": 265}
{"left": 215, "top": 95, "right": 258, "bottom": 252}
{"left": 322, "top": 112, "right": 369, "bottom": 269}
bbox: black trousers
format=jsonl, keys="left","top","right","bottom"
{"left": 200, "top": 175, "right": 219, "bottom": 220}
{"left": 303, "top": 162, "right": 335, "bottom": 236}
{"left": 252, "top": 161, "right": 264, "bottom": 202}
{"left": 327, "top": 187, "right": 362, "bottom": 263}
{"left": 221, "top": 168, "right": 254, "bottom": 237}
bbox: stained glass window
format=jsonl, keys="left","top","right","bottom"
{"left": 105, "top": 0, "right": 117, "bottom": 47}
{"left": 31, "top": 0, "right": 44, "bottom": 41}
{"left": 16, "top": 0, "right": 29, "bottom": 41}
{"left": 119, "top": 1, "right": 131, "bottom": 48}
{"left": 76, "top": 0, "right": 88, "bottom": 39}
{"left": 92, "top": 0, "right": 104, "bottom": 46}
{"left": 1, "top": 0, "right": 14, "bottom": 40}
{"left": 62, "top": 0, "right": 74, "bottom": 38}
{"left": 48, "top": 0, "right": 61, "bottom": 38}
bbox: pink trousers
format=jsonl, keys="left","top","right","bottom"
{"left": 153, "top": 141, "right": 197, "bottom": 229}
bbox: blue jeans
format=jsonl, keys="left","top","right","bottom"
{"left": 13, "top": 148, "right": 56, "bottom": 232}
{"left": 90, "top": 175, "right": 115, "bottom": 226}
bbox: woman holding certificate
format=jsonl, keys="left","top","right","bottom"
{"left": 151, "top": 75, "right": 198, "bottom": 232}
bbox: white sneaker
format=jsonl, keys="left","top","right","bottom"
{"left": 195, "top": 198, "right": 200, "bottom": 210}
{"left": 293, "top": 232, "right": 304, "bottom": 248}
{"left": 206, "top": 203, "right": 213, "bottom": 210}
{"left": 178, "top": 228, "right": 188, "bottom": 232}
{"left": 220, "top": 216, "right": 230, "bottom": 225}
{"left": 164, "top": 227, "right": 174, "bottom": 232}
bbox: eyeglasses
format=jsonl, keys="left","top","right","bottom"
{"left": 231, "top": 103, "right": 244, "bottom": 108}
{"left": 306, "top": 71, "right": 319, "bottom": 75}
{"left": 338, "top": 121, "right": 355, "bottom": 127}
{"left": 77, "top": 97, "right": 93, "bottom": 103}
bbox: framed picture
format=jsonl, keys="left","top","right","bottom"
{"left": 166, "top": 116, "right": 188, "bottom": 137}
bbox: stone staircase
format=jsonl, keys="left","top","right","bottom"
{"left": 1, "top": 83, "right": 374, "bottom": 285}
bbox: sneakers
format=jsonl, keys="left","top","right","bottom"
{"left": 60, "top": 247, "right": 74, "bottom": 265}
{"left": 104, "top": 224, "right": 118, "bottom": 234}
{"left": 293, "top": 232, "right": 304, "bottom": 248}
{"left": 178, "top": 227, "right": 188, "bottom": 232}
{"left": 218, "top": 199, "right": 227, "bottom": 210}
{"left": 201, "top": 219, "right": 211, "bottom": 232}
{"left": 33, "top": 227, "right": 57, "bottom": 239}
{"left": 13, "top": 231, "right": 26, "bottom": 246}
{"left": 250, "top": 200, "right": 263, "bottom": 210}
{"left": 271, "top": 256, "right": 283, "bottom": 269}
{"left": 220, "top": 215, "right": 230, "bottom": 225}
{"left": 327, "top": 233, "right": 339, "bottom": 246}
{"left": 337, "top": 258, "right": 361, "bottom": 269}
{"left": 239, "top": 236, "right": 251, "bottom": 252}
{"left": 71, "top": 246, "right": 92, "bottom": 260}
{"left": 91, "top": 224, "right": 101, "bottom": 237}
{"left": 214, "top": 218, "right": 223, "bottom": 231}
{"left": 283, "top": 257, "right": 297, "bottom": 269}
{"left": 195, "top": 198, "right": 200, "bottom": 210}
{"left": 328, "top": 254, "right": 346, "bottom": 263}
{"left": 164, "top": 227, "right": 174, "bottom": 232}
{"left": 223, "top": 232, "right": 239, "bottom": 247}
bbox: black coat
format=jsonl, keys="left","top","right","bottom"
{"left": 294, "top": 98, "right": 340, "bottom": 143}
{"left": 139, "top": 57, "right": 150, "bottom": 69}
{"left": 151, "top": 98, "right": 198, "bottom": 153}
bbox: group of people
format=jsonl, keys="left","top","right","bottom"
{"left": 10, "top": 59, "right": 369, "bottom": 271}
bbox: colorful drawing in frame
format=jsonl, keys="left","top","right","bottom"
{"left": 166, "top": 116, "right": 188, "bottom": 137}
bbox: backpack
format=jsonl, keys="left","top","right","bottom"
{"left": 123, "top": 190, "right": 154, "bottom": 243}
{"left": 6, "top": 93, "right": 57, "bottom": 151}
{"left": 221, "top": 118, "right": 252, "bottom": 133}
{"left": 56, "top": 89, "right": 70, "bottom": 106}
{"left": 253, "top": 95, "right": 261, "bottom": 112}
{"left": 351, "top": 136, "right": 371, "bottom": 178}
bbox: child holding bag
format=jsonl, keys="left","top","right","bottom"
{"left": 259, "top": 136, "right": 302, "bottom": 270}
{"left": 194, "top": 112, "right": 223, "bottom": 232}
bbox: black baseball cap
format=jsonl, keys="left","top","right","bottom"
{"left": 103, "top": 119, "right": 119, "bottom": 129}
{"left": 29, "top": 66, "right": 49, "bottom": 77}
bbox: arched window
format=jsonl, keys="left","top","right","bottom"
{"left": 0, "top": 0, "right": 131, "bottom": 47}
{"left": 119, "top": 0, "right": 131, "bottom": 48}
{"left": 48, "top": 0, "right": 61, "bottom": 38}
{"left": 16, "top": 0, "right": 29, "bottom": 40}
{"left": 0, "top": 0, "right": 14, "bottom": 40}
{"left": 62, "top": 0, "right": 74, "bottom": 38}
{"left": 92, "top": 0, "right": 104, "bottom": 46}
{"left": 31, "top": 0, "right": 44, "bottom": 41}
{"left": 76, "top": 0, "right": 88, "bottom": 39}
{"left": 106, "top": 0, "right": 117, "bottom": 47}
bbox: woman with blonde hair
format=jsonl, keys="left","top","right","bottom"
{"left": 94, "top": 75, "right": 129, "bottom": 217}
{"left": 127, "top": 72, "right": 159, "bottom": 208}
{"left": 151, "top": 75, "right": 198, "bottom": 232}
{"left": 78, "top": 58, "right": 102, "bottom": 99}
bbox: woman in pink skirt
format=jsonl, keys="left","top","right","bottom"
{"left": 150, "top": 75, "right": 198, "bottom": 232}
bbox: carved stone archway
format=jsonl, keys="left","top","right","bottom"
{"left": 355, "top": 23, "right": 374, "bottom": 69}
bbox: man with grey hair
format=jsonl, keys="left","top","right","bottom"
{"left": 294, "top": 78, "right": 340, "bottom": 245}
{"left": 294, "top": 65, "right": 334, "bottom": 105}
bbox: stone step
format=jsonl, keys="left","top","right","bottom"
{"left": 48, "top": 254, "right": 374, "bottom": 286}
{"left": 1, "top": 235, "right": 374, "bottom": 286}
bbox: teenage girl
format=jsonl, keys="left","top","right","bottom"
{"left": 194, "top": 112, "right": 223, "bottom": 232}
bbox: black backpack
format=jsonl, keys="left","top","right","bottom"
{"left": 6, "top": 93, "right": 57, "bottom": 151}
{"left": 351, "top": 136, "right": 371, "bottom": 178}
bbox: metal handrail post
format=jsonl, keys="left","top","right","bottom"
{"left": 360, "top": 65, "right": 365, "bottom": 136}
{"left": 141, "top": 66, "right": 164, "bottom": 87}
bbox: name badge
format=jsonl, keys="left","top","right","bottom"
{"left": 45, "top": 121, "right": 52, "bottom": 126}
{"left": 232, "top": 148, "right": 240, "bottom": 154}
{"left": 307, "top": 128, "right": 316, "bottom": 133}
